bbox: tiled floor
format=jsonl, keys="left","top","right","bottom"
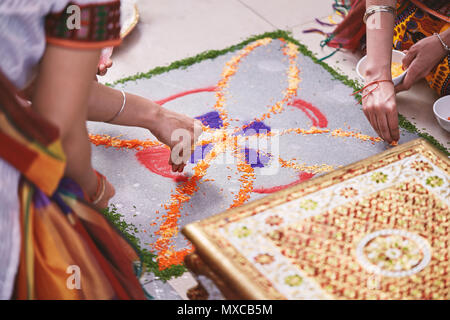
{"left": 101, "top": 0, "right": 449, "bottom": 299}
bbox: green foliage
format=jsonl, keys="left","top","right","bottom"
{"left": 398, "top": 114, "right": 449, "bottom": 155}
{"left": 102, "top": 205, "right": 186, "bottom": 281}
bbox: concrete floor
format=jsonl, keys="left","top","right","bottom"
{"left": 100, "top": 0, "right": 450, "bottom": 299}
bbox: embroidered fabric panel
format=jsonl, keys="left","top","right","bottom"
{"left": 45, "top": 1, "right": 121, "bottom": 47}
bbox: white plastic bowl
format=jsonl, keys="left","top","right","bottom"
{"left": 356, "top": 50, "right": 407, "bottom": 87}
{"left": 433, "top": 95, "right": 450, "bottom": 132}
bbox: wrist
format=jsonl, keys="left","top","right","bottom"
{"left": 85, "top": 169, "right": 100, "bottom": 200}
{"left": 435, "top": 32, "right": 450, "bottom": 57}
{"left": 364, "top": 65, "right": 392, "bottom": 82}
{"left": 144, "top": 100, "right": 165, "bottom": 129}
{"left": 440, "top": 28, "right": 450, "bottom": 47}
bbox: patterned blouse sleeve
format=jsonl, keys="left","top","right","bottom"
{"left": 45, "top": 0, "right": 121, "bottom": 49}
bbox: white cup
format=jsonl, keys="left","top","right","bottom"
{"left": 356, "top": 50, "right": 407, "bottom": 87}
{"left": 433, "top": 95, "right": 450, "bottom": 132}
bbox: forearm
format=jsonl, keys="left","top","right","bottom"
{"left": 62, "top": 117, "right": 98, "bottom": 196}
{"left": 32, "top": 45, "right": 100, "bottom": 197}
{"left": 88, "top": 80, "right": 202, "bottom": 174}
{"left": 365, "top": 0, "right": 396, "bottom": 81}
{"left": 87, "top": 81, "right": 162, "bottom": 130}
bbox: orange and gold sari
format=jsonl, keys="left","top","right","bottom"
{"left": 393, "top": 0, "right": 449, "bottom": 95}
{"left": 0, "top": 0, "right": 147, "bottom": 300}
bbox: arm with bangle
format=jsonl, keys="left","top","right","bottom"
{"left": 32, "top": 45, "right": 114, "bottom": 209}
{"left": 86, "top": 81, "right": 201, "bottom": 173}
{"left": 395, "top": 27, "right": 450, "bottom": 92}
{"left": 362, "top": 0, "right": 399, "bottom": 143}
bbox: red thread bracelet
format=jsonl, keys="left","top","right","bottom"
{"left": 351, "top": 79, "right": 393, "bottom": 103}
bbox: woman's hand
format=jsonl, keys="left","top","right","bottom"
{"left": 151, "top": 107, "right": 203, "bottom": 173}
{"left": 362, "top": 80, "right": 399, "bottom": 143}
{"left": 97, "top": 47, "right": 113, "bottom": 76}
{"left": 395, "top": 34, "right": 447, "bottom": 92}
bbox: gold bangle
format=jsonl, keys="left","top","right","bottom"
{"left": 91, "top": 174, "right": 106, "bottom": 205}
{"left": 363, "top": 5, "right": 396, "bottom": 24}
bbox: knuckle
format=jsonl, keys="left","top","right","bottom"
{"left": 386, "top": 102, "right": 396, "bottom": 112}
{"left": 364, "top": 101, "right": 376, "bottom": 110}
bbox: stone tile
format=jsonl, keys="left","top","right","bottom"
{"left": 292, "top": 19, "right": 363, "bottom": 81}
{"left": 238, "top": 0, "right": 335, "bottom": 30}
{"left": 168, "top": 272, "right": 200, "bottom": 300}
{"left": 141, "top": 272, "right": 182, "bottom": 299}
{"left": 101, "top": 0, "right": 274, "bottom": 84}
{"left": 396, "top": 83, "right": 450, "bottom": 150}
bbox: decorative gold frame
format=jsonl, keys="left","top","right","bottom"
{"left": 182, "top": 138, "right": 450, "bottom": 299}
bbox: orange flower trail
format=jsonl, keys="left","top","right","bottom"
{"left": 278, "top": 157, "right": 335, "bottom": 174}
{"left": 254, "top": 40, "right": 301, "bottom": 123}
{"left": 154, "top": 140, "right": 227, "bottom": 269}
{"left": 89, "top": 134, "right": 162, "bottom": 150}
{"left": 153, "top": 39, "right": 280, "bottom": 269}
{"left": 214, "top": 38, "right": 273, "bottom": 129}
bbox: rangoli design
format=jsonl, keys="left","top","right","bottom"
{"left": 88, "top": 37, "right": 420, "bottom": 272}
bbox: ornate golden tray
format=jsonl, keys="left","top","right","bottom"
{"left": 120, "top": 1, "right": 139, "bottom": 39}
{"left": 182, "top": 138, "right": 449, "bottom": 300}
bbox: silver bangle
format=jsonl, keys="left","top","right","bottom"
{"left": 434, "top": 33, "right": 450, "bottom": 52}
{"left": 106, "top": 90, "right": 126, "bottom": 123}
{"left": 363, "top": 5, "right": 396, "bottom": 24}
